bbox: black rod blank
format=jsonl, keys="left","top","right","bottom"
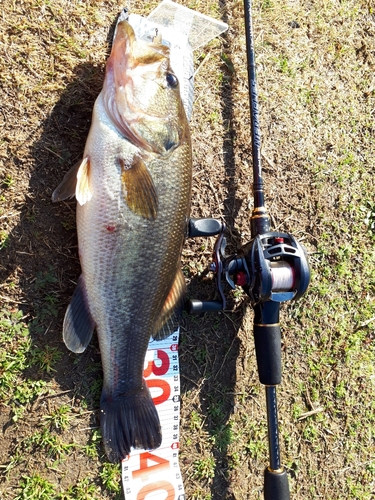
{"left": 265, "top": 386, "right": 281, "bottom": 471}
{"left": 243, "top": 0, "right": 270, "bottom": 236}
{"left": 265, "top": 388, "right": 290, "bottom": 500}
{"left": 243, "top": 0, "right": 263, "bottom": 208}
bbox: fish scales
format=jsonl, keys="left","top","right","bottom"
{"left": 53, "top": 20, "right": 192, "bottom": 462}
{"left": 79, "top": 92, "right": 191, "bottom": 393}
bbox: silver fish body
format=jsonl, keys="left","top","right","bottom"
{"left": 53, "top": 20, "right": 191, "bottom": 462}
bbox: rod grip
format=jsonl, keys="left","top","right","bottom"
{"left": 264, "top": 468, "right": 290, "bottom": 500}
{"left": 253, "top": 302, "right": 282, "bottom": 385}
{"left": 253, "top": 323, "right": 282, "bottom": 385}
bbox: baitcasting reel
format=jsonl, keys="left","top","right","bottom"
{"left": 187, "top": 218, "right": 310, "bottom": 313}
{"left": 187, "top": 217, "right": 311, "bottom": 499}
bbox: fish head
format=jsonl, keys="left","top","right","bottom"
{"left": 103, "top": 20, "right": 187, "bottom": 155}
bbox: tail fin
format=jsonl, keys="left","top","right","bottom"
{"left": 100, "top": 383, "right": 161, "bottom": 463}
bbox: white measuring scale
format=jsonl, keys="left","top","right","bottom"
{"left": 122, "top": 329, "right": 184, "bottom": 499}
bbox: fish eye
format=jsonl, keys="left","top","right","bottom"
{"left": 166, "top": 73, "right": 178, "bottom": 88}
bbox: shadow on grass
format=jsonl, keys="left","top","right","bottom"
{"left": 0, "top": 55, "right": 121, "bottom": 496}
{"left": 0, "top": 10, "right": 120, "bottom": 423}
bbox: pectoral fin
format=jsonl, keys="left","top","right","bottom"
{"left": 153, "top": 269, "right": 186, "bottom": 340}
{"left": 76, "top": 157, "right": 92, "bottom": 206}
{"left": 52, "top": 157, "right": 92, "bottom": 205}
{"left": 52, "top": 159, "right": 81, "bottom": 202}
{"left": 120, "top": 156, "right": 158, "bottom": 220}
{"left": 63, "top": 275, "right": 95, "bottom": 353}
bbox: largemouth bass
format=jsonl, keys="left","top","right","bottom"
{"left": 53, "top": 19, "right": 192, "bottom": 462}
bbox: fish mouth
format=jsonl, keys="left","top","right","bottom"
{"left": 102, "top": 20, "right": 183, "bottom": 154}
{"left": 103, "top": 21, "right": 141, "bottom": 148}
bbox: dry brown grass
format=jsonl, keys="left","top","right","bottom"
{"left": 1, "top": 0, "right": 375, "bottom": 499}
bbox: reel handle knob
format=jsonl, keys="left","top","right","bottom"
{"left": 186, "top": 299, "right": 223, "bottom": 314}
{"left": 188, "top": 218, "right": 224, "bottom": 237}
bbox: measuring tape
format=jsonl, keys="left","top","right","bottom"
{"left": 122, "top": 329, "right": 185, "bottom": 499}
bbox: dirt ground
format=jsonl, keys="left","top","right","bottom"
{"left": 1, "top": 0, "right": 375, "bottom": 499}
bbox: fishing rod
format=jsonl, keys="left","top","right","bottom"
{"left": 187, "top": 0, "right": 310, "bottom": 498}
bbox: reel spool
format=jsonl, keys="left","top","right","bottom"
{"left": 187, "top": 225, "right": 310, "bottom": 312}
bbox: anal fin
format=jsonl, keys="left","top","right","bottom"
{"left": 153, "top": 268, "right": 186, "bottom": 341}
{"left": 63, "top": 275, "right": 95, "bottom": 353}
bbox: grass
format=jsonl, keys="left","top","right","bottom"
{"left": 0, "top": 305, "right": 116, "bottom": 496}
{"left": 15, "top": 474, "right": 56, "bottom": 500}
{"left": 0, "top": 309, "right": 45, "bottom": 412}
{"left": 14, "top": 475, "right": 102, "bottom": 500}
{"left": 2, "top": 175, "right": 15, "bottom": 189}
{"left": 194, "top": 456, "right": 216, "bottom": 480}
{"left": 0, "top": 0, "right": 375, "bottom": 499}
{"left": 0, "top": 231, "right": 10, "bottom": 250}
{"left": 42, "top": 404, "right": 72, "bottom": 430}
{"left": 99, "top": 464, "right": 121, "bottom": 494}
